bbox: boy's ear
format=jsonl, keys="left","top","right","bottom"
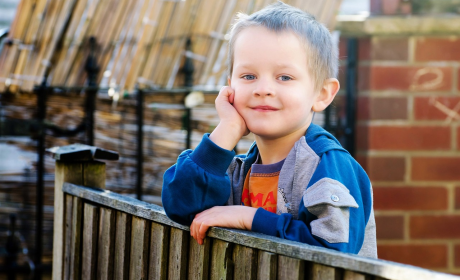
{"left": 312, "top": 78, "right": 340, "bottom": 112}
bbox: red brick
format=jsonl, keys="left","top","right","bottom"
{"left": 377, "top": 244, "right": 447, "bottom": 268}
{"left": 455, "top": 244, "right": 460, "bottom": 267}
{"left": 355, "top": 125, "right": 369, "bottom": 151}
{"left": 371, "top": 37, "right": 408, "bottom": 61}
{"left": 369, "top": 126, "right": 450, "bottom": 151}
{"left": 458, "top": 69, "right": 460, "bottom": 92}
{"left": 412, "top": 157, "right": 460, "bottom": 181}
{"left": 373, "top": 97, "right": 407, "bottom": 120}
{"left": 414, "top": 96, "right": 460, "bottom": 120}
{"left": 357, "top": 97, "right": 407, "bottom": 121}
{"left": 339, "top": 37, "right": 348, "bottom": 60}
{"left": 457, "top": 126, "right": 460, "bottom": 150}
{"left": 374, "top": 186, "right": 448, "bottom": 210}
{"left": 358, "top": 65, "right": 370, "bottom": 91}
{"left": 371, "top": 0, "right": 411, "bottom": 15}
{"left": 411, "top": 215, "right": 460, "bottom": 239}
{"left": 382, "top": 0, "right": 400, "bottom": 15}
{"left": 355, "top": 155, "right": 367, "bottom": 170}
{"left": 370, "top": 66, "right": 453, "bottom": 91}
{"left": 358, "top": 38, "right": 370, "bottom": 61}
{"left": 455, "top": 187, "right": 460, "bottom": 209}
{"left": 375, "top": 215, "right": 404, "bottom": 240}
{"left": 356, "top": 96, "right": 369, "bottom": 121}
{"left": 370, "top": 0, "right": 380, "bottom": 15}
{"left": 416, "top": 37, "right": 460, "bottom": 61}
{"left": 366, "top": 157, "right": 405, "bottom": 182}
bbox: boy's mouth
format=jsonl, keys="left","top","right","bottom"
{"left": 251, "top": 105, "right": 278, "bottom": 112}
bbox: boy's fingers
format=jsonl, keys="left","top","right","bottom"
{"left": 228, "top": 91, "right": 235, "bottom": 104}
{"left": 198, "top": 222, "right": 210, "bottom": 241}
{"left": 190, "top": 222, "right": 195, "bottom": 237}
{"left": 217, "top": 86, "right": 234, "bottom": 102}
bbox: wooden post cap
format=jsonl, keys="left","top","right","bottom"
{"left": 47, "top": 144, "right": 119, "bottom": 162}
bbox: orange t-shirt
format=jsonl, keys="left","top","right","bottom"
{"left": 241, "top": 158, "right": 285, "bottom": 213}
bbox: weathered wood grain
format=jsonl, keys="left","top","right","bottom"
{"left": 309, "top": 263, "right": 336, "bottom": 280}
{"left": 257, "top": 251, "right": 277, "bottom": 280}
{"left": 83, "top": 161, "right": 106, "bottom": 189}
{"left": 233, "top": 244, "right": 257, "bottom": 280}
{"left": 168, "top": 227, "right": 190, "bottom": 280}
{"left": 63, "top": 194, "right": 73, "bottom": 280}
{"left": 82, "top": 203, "right": 100, "bottom": 280}
{"left": 343, "top": 270, "right": 368, "bottom": 280}
{"left": 210, "top": 239, "right": 233, "bottom": 280}
{"left": 114, "top": 211, "right": 132, "bottom": 280}
{"left": 149, "top": 222, "right": 170, "bottom": 280}
{"left": 63, "top": 183, "right": 189, "bottom": 231}
{"left": 53, "top": 162, "right": 83, "bottom": 280}
{"left": 97, "top": 207, "right": 116, "bottom": 280}
{"left": 188, "top": 237, "right": 211, "bottom": 280}
{"left": 69, "top": 196, "right": 82, "bottom": 280}
{"left": 278, "top": 255, "right": 304, "bottom": 280}
{"left": 129, "top": 216, "right": 151, "bottom": 280}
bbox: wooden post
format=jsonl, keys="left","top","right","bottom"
{"left": 48, "top": 144, "right": 118, "bottom": 280}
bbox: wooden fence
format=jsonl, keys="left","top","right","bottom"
{"left": 49, "top": 144, "right": 460, "bottom": 280}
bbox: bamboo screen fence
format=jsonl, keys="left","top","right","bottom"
{"left": 0, "top": 0, "right": 342, "bottom": 95}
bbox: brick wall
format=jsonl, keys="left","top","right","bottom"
{"left": 339, "top": 32, "right": 460, "bottom": 274}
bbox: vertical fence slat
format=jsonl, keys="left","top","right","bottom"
{"left": 233, "top": 244, "right": 257, "bottom": 280}
{"left": 63, "top": 194, "right": 73, "bottom": 280}
{"left": 97, "top": 207, "right": 116, "bottom": 280}
{"left": 129, "top": 216, "right": 151, "bottom": 280}
{"left": 278, "top": 255, "right": 305, "bottom": 280}
{"left": 210, "top": 239, "right": 233, "bottom": 280}
{"left": 257, "top": 251, "right": 277, "bottom": 280}
{"left": 309, "top": 263, "right": 336, "bottom": 280}
{"left": 114, "top": 212, "right": 132, "bottom": 280}
{"left": 149, "top": 222, "right": 170, "bottom": 280}
{"left": 69, "top": 196, "right": 82, "bottom": 280}
{"left": 188, "top": 237, "right": 211, "bottom": 280}
{"left": 53, "top": 162, "right": 83, "bottom": 280}
{"left": 82, "top": 203, "right": 100, "bottom": 280}
{"left": 344, "top": 270, "right": 367, "bottom": 280}
{"left": 168, "top": 227, "right": 190, "bottom": 280}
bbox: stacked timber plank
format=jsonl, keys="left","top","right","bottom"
{"left": 0, "top": 0, "right": 342, "bottom": 93}
{"left": 0, "top": 90, "right": 254, "bottom": 264}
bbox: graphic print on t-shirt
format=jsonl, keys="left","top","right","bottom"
{"left": 241, "top": 158, "right": 285, "bottom": 213}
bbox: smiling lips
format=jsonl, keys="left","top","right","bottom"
{"left": 251, "top": 105, "right": 278, "bottom": 112}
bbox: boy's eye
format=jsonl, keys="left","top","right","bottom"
{"left": 278, "top": 75, "right": 292, "bottom": 81}
{"left": 242, "top": 75, "right": 256, "bottom": 80}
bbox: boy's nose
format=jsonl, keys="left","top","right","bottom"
{"left": 253, "top": 81, "right": 275, "bottom": 97}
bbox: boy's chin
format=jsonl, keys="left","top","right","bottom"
{"left": 251, "top": 130, "right": 285, "bottom": 140}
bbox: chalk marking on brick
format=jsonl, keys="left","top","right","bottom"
{"left": 428, "top": 97, "right": 460, "bottom": 122}
{"left": 410, "top": 67, "right": 443, "bottom": 91}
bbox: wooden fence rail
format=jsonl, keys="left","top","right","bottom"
{"left": 50, "top": 144, "right": 460, "bottom": 280}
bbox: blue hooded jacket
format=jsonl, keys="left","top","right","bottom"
{"left": 162, "top": 124, "right": 377, "bottom": 258}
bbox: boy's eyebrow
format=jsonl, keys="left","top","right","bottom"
{"left": 234, "top": 62, "right": 300, "bottom": 70}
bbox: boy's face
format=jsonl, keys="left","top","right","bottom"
{"left": 229, "top": 26, "right": 319, "bottom": 140}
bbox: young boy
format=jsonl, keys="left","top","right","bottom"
{"left": 162, "top": 2, "right": 377, "bottom": 258}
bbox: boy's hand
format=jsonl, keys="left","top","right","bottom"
{"left": 190, "top": 206, "right": 257, "bottom": 245}
{"left": 210, "top": 86, "right": 249, "bottom": 151}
